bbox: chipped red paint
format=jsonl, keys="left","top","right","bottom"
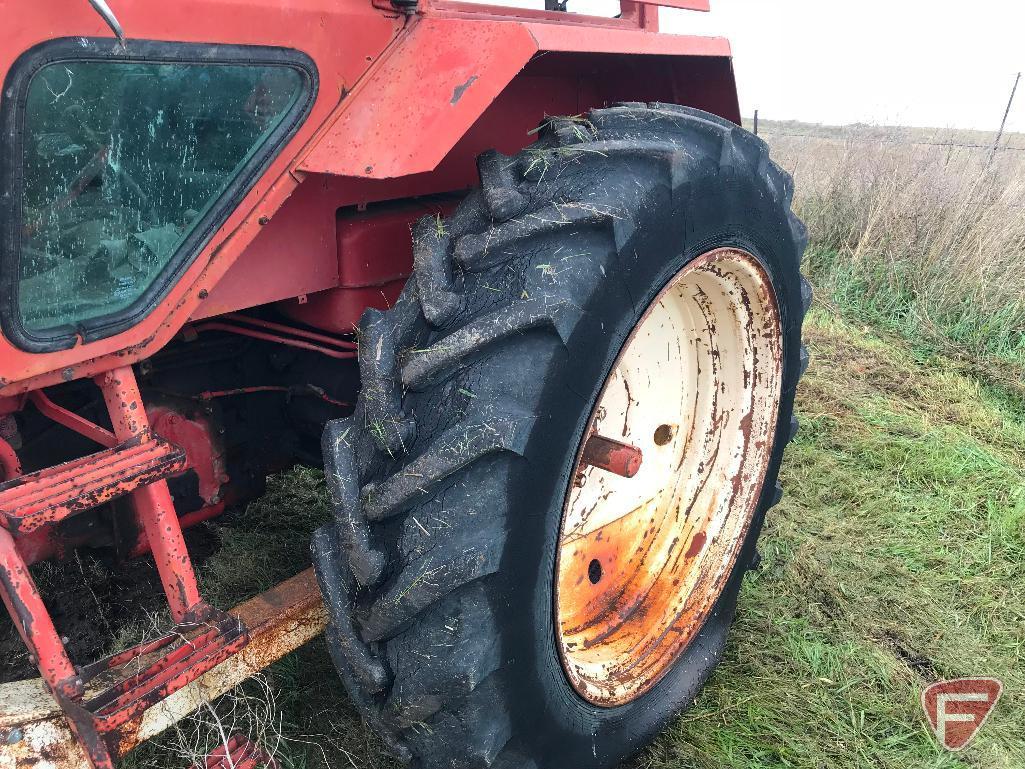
{"left": 580, "top": 434, "right": 643, "bottom": 478}
{"left": 0, "top": 364, "right": 250, "bottom": 769}
{"left": 0, "top": 437, "right": 20, "bottom": 481}
{"left": 0, "top": 570, "right": 326, "bottom": 768}
{"left": 78, "top": 613, "right": 248, "bottom": 734}
{"left": 95, "top": 367, "right": 202, "bottom": 620}
{"left": 41, "top": 609, "right": 250, "bottom": 769}
{"left": 0, "top": 528, "right": 80, "bottom": 691}
{"left": 195, "top": 734, "right": 278, "bottom": 769}
{"left": 0, "top": 433, "right": 186, "bottom": 534}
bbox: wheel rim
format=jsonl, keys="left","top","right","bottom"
{"left": 555, "top": 247, "right": 783, "bottom": 707}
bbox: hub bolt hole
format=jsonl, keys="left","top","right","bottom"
{"left": 588, "top": 559, "right": 603, "bottom": 585}
{"left": 653, "top": 424, "right": 675, "bottom": 446}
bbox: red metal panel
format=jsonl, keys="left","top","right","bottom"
{"left": 0, "top": 0, "right": 738, "bottom": 392}
{"left": 524, "top": 22, "right": 731, "bottom": 57}
{"left": 203, "top": 51, "right": 738, "bottom": 334}
{"left": 299, "top": 18, "right": 538, "bottom": 179}
{"left": 300, "top": 13, "right": 736, "bottom": 180}
{"left": 632, "top": 0, "right": 709, "bottom": 9}
{"left": 277, "top": 199, "right": 454, "bottom": 332}
{"left": 149, "top": 407, "right": 227, "bottom": 507}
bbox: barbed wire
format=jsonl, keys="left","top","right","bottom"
{"left": 755, "top": 130, "right": 1025, "bottom": 153}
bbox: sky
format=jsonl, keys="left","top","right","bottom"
{"left": 561, "top": 0, "right": 1025, "bottom": 132}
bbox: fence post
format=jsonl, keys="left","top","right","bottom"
{"left": 989, "top": 72, "right": 1020, "bottom": 166}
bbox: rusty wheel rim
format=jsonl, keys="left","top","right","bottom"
{"left": 555, "top": 247, "right": 783, "bottom": 707}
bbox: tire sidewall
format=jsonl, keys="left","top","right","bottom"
{"left": 495, "top": 165, "right": 804, "bottom": 767}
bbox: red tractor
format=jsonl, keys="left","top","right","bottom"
{"left": 0, "top": 0, "right": 809, "bottom": 766}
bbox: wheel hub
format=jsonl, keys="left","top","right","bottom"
{"left": 555, "top": 247, "right": 783, "bottom": 707}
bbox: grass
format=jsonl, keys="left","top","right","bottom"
{"left": 763, "top": 121, "right": 1025, "bottom": 372}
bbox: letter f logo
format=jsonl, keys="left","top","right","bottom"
{"left": 922, "top": 678, "right": 1003, "bottom": 751}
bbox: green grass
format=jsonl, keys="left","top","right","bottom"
{"left": 804, "top": 246, "right": 1025, "bottom": 390}
{"left": 630, "top": 308, "right": 1024, "bottom": 769}
{"left": 135, "top": 306, "right": 1025, "bottom": 769}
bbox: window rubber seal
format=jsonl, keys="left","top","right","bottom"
{"left": 0, "top": 37, "right": 318, "bottom": 353}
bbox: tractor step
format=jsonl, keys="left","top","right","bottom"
{"left": 73, "top": 610, "right": 249, "bottom": 736}
{"left": 0, "top": 431, "right": 186, "bottom": 534}
{"left": 194, "top": 734, "right": 277, "bottom": 769}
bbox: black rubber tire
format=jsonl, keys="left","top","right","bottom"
{"left": 312, "top": 103, "right": 810, "bottom": 769}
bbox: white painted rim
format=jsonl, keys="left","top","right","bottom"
{"left": 555, "top": 247, "right": 783, "bottom": 707}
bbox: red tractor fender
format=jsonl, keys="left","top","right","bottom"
{"left": 300, "top": 8, "right": 740, "bottom": 180}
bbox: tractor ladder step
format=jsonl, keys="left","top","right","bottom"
{"left": 0, "top": 432, "right": 186, "bottom": 534}
{"left": 69, "top": 610, "right": 249, "bottom": 737}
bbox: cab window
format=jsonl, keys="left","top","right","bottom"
{"left": 4, "top": 43, "right": 313, "bottom": 347}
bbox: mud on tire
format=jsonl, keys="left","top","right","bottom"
{"left": 312, "top": 103, "right": 810, "bottom": 769}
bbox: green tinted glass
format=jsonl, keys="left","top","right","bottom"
{"left": 18, "top": 59, "right": 304, "bottom": 333}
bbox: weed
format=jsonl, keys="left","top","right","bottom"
{"left": 764, "top": 121, "right": 1025, "bottom": 370}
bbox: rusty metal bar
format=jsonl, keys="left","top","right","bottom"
{"left": 0, "top": 528, "right": 80, "bottom": 694}
{"left": 0, "top": 569, "right": 328, "bottom": 768}
{"left": 29, "top": 392, "right": 118, "bottom": 449}
{"left": 95, "top": 367, "right": 202, "bottom": 621}
{"left": 0, "top": 438, "right": 19, "bottom": 482}
{"left": 580, "top": 434, "right": 643, "bottom": 478}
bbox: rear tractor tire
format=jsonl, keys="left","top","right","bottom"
{"left": 312, "top": 103, "right": 810, "bottom": 769}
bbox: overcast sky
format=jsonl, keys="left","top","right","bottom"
{"left": 561, "top": 0, "right": 1024, "bottom": 132}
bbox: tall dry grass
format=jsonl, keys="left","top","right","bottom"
{"left": 764, "top": 126, "right": 1025, "bottom": 370}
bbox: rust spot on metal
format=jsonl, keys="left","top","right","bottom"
{"left": 684, "top": 530, "right": 706, "bottom": 559}
{"left": 652, "top": 423, "right": 674, "bottom": 446}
